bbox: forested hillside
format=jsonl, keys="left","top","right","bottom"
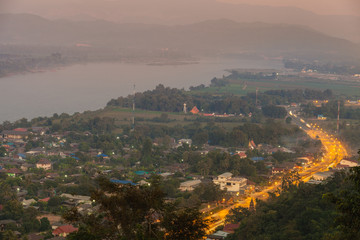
{"left": 226, "top": 166, "right": 360, "bottom": 240}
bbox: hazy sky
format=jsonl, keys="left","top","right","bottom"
{"left": 0, "top": 0, "right": 359, "bottom": 18}
{"left": 220, "top": 0, "right": 360, "bottom": 16}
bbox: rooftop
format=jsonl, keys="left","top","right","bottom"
{"left": 218, "top": 172, "right": 233, "bottom": 178}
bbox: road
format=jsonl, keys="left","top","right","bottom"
{"left": 206, "top": 111, "right": 348, "bottom": 233}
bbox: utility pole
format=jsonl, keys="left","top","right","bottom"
{"left": 337, "top": 100, "right": 340, "bottom": 134}
{"left": 255, "top": 88, "right": 259, "bottom": 108}
{"left": 132, "top": 84, "right": 135, "bottom": 131}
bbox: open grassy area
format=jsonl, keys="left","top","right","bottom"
{"left": 191, "top": 75, "right": 360, "bottom": 97}
{"left": 74, "top": 106, "right": 248, "bottom": 131}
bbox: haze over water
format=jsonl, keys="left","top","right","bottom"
{"left": 0, "top": 58, "right": 282, "bottom": 122}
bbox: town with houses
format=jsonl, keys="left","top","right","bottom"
{"left": 0, "top": 118, "right": 358, "bottom": 239}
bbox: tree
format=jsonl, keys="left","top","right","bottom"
{"left": 280, "top": 171, "right": 301, "bottom": 192}
{"left": 22, "top": 207, "right": 40, "bottom": 233}
{"left": 3, "top": 200, "right": 23, "bottom": 220}
{"left": 225, "top": 206, "right": 251, "bottom": 224}
{"left": 65, "top": 175, "right": 165, "bottom": 239}
{"left": 193, "top": 182, "right": 225, "bottom": 203}
{"left": 78, "top": 142, "right": 90, "bottom": 152}
{"left": 262, "top": 105, "right": 287, "bottom": 118}
{"left": 1, "top": 230, "right": 18, "bottom": 240}
{"left": 162, "top": 206, "right": 209, "bottom": 240}
{"left": 39, "top": 217, "right": 51, "bottom": 231}
{"left": 285, "top": 117, "right": 292, "bottom": 124}
{"left": 326, "top": 166, "right": 360, "bottom": 239}
{"left": 64, "top": 176, "right": 209, "bottom": 240}
{"left": 0, "top": 146, "right": 7, "bottom": 157}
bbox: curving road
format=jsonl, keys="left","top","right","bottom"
{"left": 206, "top": 111, "right": 348, "bottom": 233}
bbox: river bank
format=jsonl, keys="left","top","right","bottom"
{"left": 0, "top": 57, "right": 283, "bottom": 123}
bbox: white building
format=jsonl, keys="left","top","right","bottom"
{"left": 177, "top": 139, "right": 192, "bottom": 147}
{"left": 313, "top": 171, "right": 334, "bottom": 181}
{"left": 213, "top": 172, "right": 247, "bottom": 192}
{"left": 179, "top": 180, "right": 201, "bottom": 191}
{"left": 340, "top": 159, "right": 359, "bottom": 167}
{"left": 36, "top": 158, "right": 52, "bottom": 170}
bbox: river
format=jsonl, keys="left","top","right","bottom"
{"left": 0, "top": 58, "right": 282, "bottom": 122}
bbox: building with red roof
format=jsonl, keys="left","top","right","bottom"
{"left": 52, "top": 225, "right": 78, "bottom": 237}
{"left": 13, "top": 128, "right": 28, "bottom": 132}
{"left": 38, "top": 197, "right": 50, "bottom": 203}
{"left": 190, "top": 106, "right": 200, "bottom": 114}
{"left": 223, "top": 223, "right": 240, "bottom": 233}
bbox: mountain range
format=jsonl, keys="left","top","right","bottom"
{"left": 1, "top": 0, "right": 359, "bottom": 42}
{"left": 0, "top": 13, "right": 359, "bottom": 60}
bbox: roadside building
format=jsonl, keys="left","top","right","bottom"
{"left": 60, "top": 193, "right": 91, "bottom": 205}
{"left": 236, "top": 151, "right": 247, "bottom": 159}
{"left": 21, "top": 163, "right": 34, "bottom": 172}
{"left": 271, "top": 167, "right": 286, "bottom": 175}
{"left": 177, "top": 139, "right": 192, "bottom": 147}
{"left": 313, "top": 171, "right": 334, "bottom": 181}
{"left": 52, "top": 225, "right": 78, "bottom": 237}
{"left": 213, "top": 172, "right": 247, "bottom": 193}
{"left": 207, "top": 230, "right": 229, "bottom": 240}
{"left": 340, "top": 159, "right": 359, "bottom": 167}
{"left": 26, "top": 147, "right": 46, "bottom": 155}
{"left": 110, "top": 179, "right": 137, "bottom": 186}
{"left": 22, "top": 198, "right": 36, "bottom": 208}
{"left": 6, "top": 168, "right": 22, "bottom": 177}
{"left": 179, "top": 179, "right": 201, "bottom": 191}
{"left": 1, "top": 130, "right": 29, "bottom": 140}
{"left": 223, "top": 223, "right": 240, "bottom": 234}
{"left": 36, "top": 159, "right": 52, "bottom": 170}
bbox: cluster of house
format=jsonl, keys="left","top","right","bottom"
{"left": 308, "top": 159, "right": 360, "bottom": 184}
{"left": 179, "top": 172, "right": 254, "bottom": 196}
{"left": 206, "top": 223, "right": 240, "bottom": 240}
{"left": 184, "top": 105, "right": 239, "bottom": 118}
{"left": 1, "top": 193, "right": 83, "bottom": 240}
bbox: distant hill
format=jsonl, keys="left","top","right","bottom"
{"left": 1, "top": 0, "right": 359, "bottom": 42}
{"left": 0, "top": 14, "right": 359, "bottom": 59}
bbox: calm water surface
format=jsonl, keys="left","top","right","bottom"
{"left": 0, "top": 58, "right": 282, "bottom": 122}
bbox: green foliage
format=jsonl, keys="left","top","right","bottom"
{"left": 0, "top": 146, "right": 7, "bottom": 157}
{"left": 262, "top": 105, "right": 287, "bottom": 119}
{"left": 225, "top": 206, "right": 251, "bottom": 224}
{"left": 0, "top": 230, "right": 18, "bottom": 240}
{"left": 325, "top": 167, "right": 360, "bottom": 239}
{"left": 64, "top": 176, "right": 208, "bottom": 240}
{"left": 22, "top": 207, "right": 40, "bottom": 233}
{"left": 3, "top": 200, "right": 24, "bottom": 220}
{"left": 283, "top": 59, "right": 360, "bottom": 75}
{"left": 162, "top": 206, "right": 209, "bottom": 240}
{"left": 303, "top": 100, "right": 360, "bottom": 120}
{"left": 193, "top": 182, "right": 226, "bottom": 203}
{"left": 39, "top": 217, "right": 51, "bottom": 231}
{"left": 227, "top": 172, "right": 348, "bottom": 240}
{"left": 47, "top": 196, "right": 62, "bottom": 207}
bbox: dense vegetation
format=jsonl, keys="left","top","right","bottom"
{"left": 227, "top": 165, "right": 360, "bottom": 240}
{"left": 64, "top": 176, "right": 209, "bottom": 240}
{"left": 107, "top": 83, "right": 335, "bottom": 115}
{"left": 283, "top": 59, "right": 360, "bottom": 75}
{"left": 303, "top": 100, "right": 360, "bottom": 120}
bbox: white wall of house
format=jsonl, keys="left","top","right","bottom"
{"left": 213, "top": 172, "right": 247, "bottom": 192}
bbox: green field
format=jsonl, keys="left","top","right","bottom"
{"left": 73, "top": 106, "right": 247, "bottom": 132}
{"left": 192, "top": 75, "right": 360, "bottom": 97}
